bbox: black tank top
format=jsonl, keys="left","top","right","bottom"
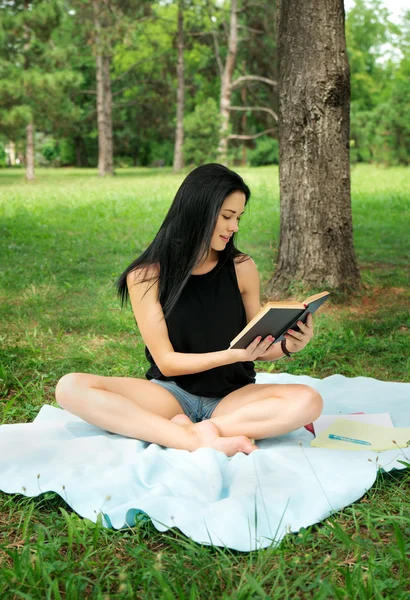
{"left": 145, "top": 256, "right": 256, "bottom": 397}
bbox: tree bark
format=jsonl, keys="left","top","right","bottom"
{"left": 95, "top": 51, "right": 107, "bottom": 176}
{"left": 241, "top": 60, "right": 246, "bottom": 166}
{"left": 25, "top": 123, "right": 35, "bottom": 181}
{"left": 217, "top": 0, "right": 238, "bottom": 164}
{"left": 173, "top": 0, "right": 184, "bottom": 172}
{"left": 267, "top": 0, "right": 360, "bottom": 296}
{"left": 103, "top": 54, "right": 114, "bottom": 175}
{"left": 23, "top": 1, "right": 34, "bottom": 181}
{"left": 93, "top": 0, "right": 114, "bottom": 177}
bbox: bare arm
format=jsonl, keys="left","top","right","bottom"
{"left": 236, "top": 258, "right": 315, "bottom": 359}
{"left": 235, "top": 257, "right": 285, "bottom": 362}
{"left": 127, "top": 267, "right": 251, "bottom": 378}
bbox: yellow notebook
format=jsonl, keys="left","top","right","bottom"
{"left": 310, "top": 418, "right": 410, "bottom": 452}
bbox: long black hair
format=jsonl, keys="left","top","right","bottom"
{"left": 116, "top": 163, "right": 251, "bottom": 319}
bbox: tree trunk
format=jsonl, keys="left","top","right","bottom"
{"left": 7, "top": 141, "right": 16, "bottom": 166}
{"left": 173, "top": 0, "right": 185, "bottom": 173}
{"left": 267, "top": 0, "right": 360, "bottom": 296}
{"left": 241, "top": 61, "right": 246, "bottom": 166}
{"left": 217, "top": 0, "right": 238, "bottom": 164}
{"left": 103, "top": 54, "right": 114, "bottom": 175}
{"left": 93, "top": 0, "right": 113, "bottom": 177}
{"left": 25, "top": 123, "right": 35, "bottom": 181}
{"left": 23, "top": 1, "right": 34, "bottom": 181}
{"left": 95, "top": 51, "right": 107, "bottom": 176}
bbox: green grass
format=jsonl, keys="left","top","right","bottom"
{"left": 1, "top": 164, "right": 410, "bottom": 598}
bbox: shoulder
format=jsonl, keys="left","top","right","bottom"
{"left": 233, "top": 254, "right": 259, "bottom": 295}
{"left": 126, "top": 263, "right": 160, "bottom": 288}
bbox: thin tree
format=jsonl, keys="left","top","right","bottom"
{"left": 173, "top": 0, "right": 185, "bottom": 172}
{"left": 93, "top": 0, "right": 114, "bottom": 176}
{"left": 267, "top": 0, "right": 360, "bottom": 295}
{"left": 88, "top": 0, "right": 150, "bottom": 175}
{"left": 22, "top": 2, "right": 34, "bottom": 181}
{"left": 70, "top": 0, "right": 153, "bottom": 172}
{"left": 0, "top": 0, "right": 80, "bottom": 181}
{"left": 215, "top": 0, "right": 277, "bottom": 163}
{"left": 216, "top": 0, "right": 238, "bottom": 162}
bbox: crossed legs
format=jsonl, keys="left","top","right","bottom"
{"left": 55, "top": 374, "right": 323, "bottom": 456}
{"left": 209, "top": 382, "right": 323, "bottom": 440}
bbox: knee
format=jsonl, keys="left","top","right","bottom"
{"left": 55, "top": 372, "right": 87, "bottom": 409}
{"left": 300, "top": 386, "right": 323, "bottom": 421}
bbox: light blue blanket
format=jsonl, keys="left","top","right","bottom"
{"left": 1, "top": 373, "right": 409, "bottom": 552}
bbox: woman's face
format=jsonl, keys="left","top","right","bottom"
{"left": 210, "top": 190, "right": 246, "bottom": 252}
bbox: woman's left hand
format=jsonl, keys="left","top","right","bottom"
{"left": 284, "top": 312, "right": 314, "bottom": 353}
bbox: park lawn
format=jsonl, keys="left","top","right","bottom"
{"left": 0, "top": 164, "right": 409, "bottom": 598}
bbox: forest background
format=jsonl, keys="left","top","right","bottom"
{"left": 1, "top": 0, "right": 410, "bottom": 172}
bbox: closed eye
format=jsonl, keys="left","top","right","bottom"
{"left": 223, "top": 216, "right": 241, "bottom": 222}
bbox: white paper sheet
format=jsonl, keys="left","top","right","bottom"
{"left": 313, "top": 412, "right": 394, "bottom": 436}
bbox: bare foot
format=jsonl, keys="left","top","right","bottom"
{"left": 170, "top": 414, "right": 193, "bottom": 426}
{"left": 189, "top": 420, "right": 259, "bottom": 457}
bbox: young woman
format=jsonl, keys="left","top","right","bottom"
{"left": 55, "top": 163, "right": 323, "bottom": 457}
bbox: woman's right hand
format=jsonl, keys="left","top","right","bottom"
{"left": 228, "top": 335, "right": 275, "bottom": 362}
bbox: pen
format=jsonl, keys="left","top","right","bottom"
{"left": 328, "top": 434, "right": 371, "bottom": 446}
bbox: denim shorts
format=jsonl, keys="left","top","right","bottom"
{"left": 150, "top": 379, "right": 223, "bottom": 423}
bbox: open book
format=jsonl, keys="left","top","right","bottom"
{"left": 229, "top": 291, "right": 330, "bottom": 350}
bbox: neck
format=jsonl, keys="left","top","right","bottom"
{"left": 194, "top": 249, "right": 219, "bottom": 271}
{"left": 196, "top": 249, "right": 218, "bottom": 268}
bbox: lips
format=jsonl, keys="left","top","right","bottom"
{"left": 220, "top": 235, "right": 231, "bottom": 242}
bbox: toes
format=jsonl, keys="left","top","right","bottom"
{"left": 236, "top": 435, "right": 259, "bottom": 454}
{"left": 211, "top": 435, "right": 258, "bottom": 457}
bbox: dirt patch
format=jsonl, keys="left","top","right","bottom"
{"left": 261, "top": 283, "right": 409, "bottom": 321}
{"left": 360, "top": 262, "right": 410, "bottom": 270}
{"left": 76, "top": 335, "right": 112, "bottom": 349}
{"left": 326, "top": 286, "right": 409, "bottom": 318}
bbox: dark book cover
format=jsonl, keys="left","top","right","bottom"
{"left": 230, "top": 292, "right": 329, "bottom": 350}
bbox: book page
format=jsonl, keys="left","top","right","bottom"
{"left": 313, "top": 413, "right": 393, "bottom": 436}
{"left": 310, "top": 418, "right": 410, "bottom": 452}
{"left": 303, "top": 291, "right": 330, "bottom": 304}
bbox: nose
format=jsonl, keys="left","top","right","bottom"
{"left": 229, "top": 220, "right": 239, "bottom": 233}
